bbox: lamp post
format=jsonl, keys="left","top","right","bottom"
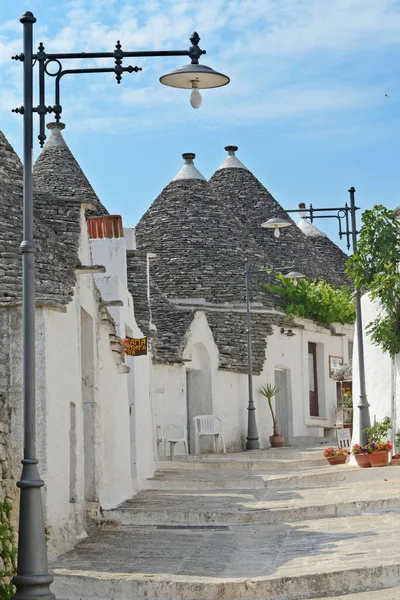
{"left": 11, "top": 12, "right": 229, "bottom": 600}
{"left": 262, "top": 187, "right": 371, "bottom": 445}
{"left": 244, "top": 259, "right": 304, "bottom": 450}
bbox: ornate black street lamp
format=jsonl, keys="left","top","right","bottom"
{"left": 244, "top": 260, "right": 304, "bottom": 450}
{"left": 262, "top": 187, "right": 371, "bottom": 445}
{"left": 11, "top": 12, "right": 229, "bottom": 600}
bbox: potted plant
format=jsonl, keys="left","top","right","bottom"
{"left": 323, "top": 447, "right": 349, "bottom": 466}
{"left": 391, "top": 454, "right": 400, "bottom": 466}
{"left": 363, "top": 416, "right": 393, "bottom": 467}
{"left": 352, "top": 443, "right": 372, "bottom": 468}
{"left": 392, "top": 433, "right": 400, "bottom": 464}
{"left": 258, "top": 383, "right": 283, "bottom": 447}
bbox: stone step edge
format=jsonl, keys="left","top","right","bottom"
{"left": 312, "top": 589, "right": 400, "bottom": 600}
{"left": 148, "top": 466, "right": 399, "bottom": 490}
{"left": 103, "top": 496, "right": 400, "bottom": 524}
{"left": 155, "top": 458, "right": 328, "bottom": 470}
{"left": 52, "top": 562, "right": 400, "bottom": 600}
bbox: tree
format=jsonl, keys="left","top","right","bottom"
{"left": 346, "top": 205, "right": 400, "bottom": 357}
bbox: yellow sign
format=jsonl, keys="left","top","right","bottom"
{"left": 123, "top": 337, "right": 147, "bottom": 356}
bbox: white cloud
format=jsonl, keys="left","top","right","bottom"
{"left": 1, "top": 0, "right": 400, "bottom": 136}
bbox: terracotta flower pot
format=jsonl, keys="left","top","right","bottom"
{"left": 369, "top": 450, "right": 389, "bottom": 467}
{"left": 269, "top": 434, "right": 284, "bottom": 448}
{"left": 327, "top": 455, "right": 347, "bottom": 466}
{"left": 391, "top": 458, "right": 400, "bottom": 466}
{"left": 354, "top": 454, "right": 371, "bottom": 468}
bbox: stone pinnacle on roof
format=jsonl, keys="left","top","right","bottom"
{"left": 296, "top": 202, "right": 328, "bottom": 238}
{"left": 173, "top": 152, "right": 206, "bottom": 181}
{"left": 217, "top": 145, "right": 248, "bottom": 171}
{"left": 33, "top": 121, "right": 108, "bottom": 212}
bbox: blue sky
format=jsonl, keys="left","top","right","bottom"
{"left": 1, "top": 0, "right": 400, "bottom": 249}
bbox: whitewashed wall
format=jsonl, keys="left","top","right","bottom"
{"left": 91, "top": 231, "right": 155, "bottom": 486}
{"left": 264, "top": 320, "right": 353, "bottom": 440}
{"left": 352, "top": 296, "right": 393, "bottom": 446}
{"left": 150, "top": 309, "right": 354, "bottom": 455}
{"left": 19, "top": 210, "right": 140, "bottom": 559}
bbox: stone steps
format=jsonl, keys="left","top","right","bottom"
{"left": 155, "top": 455, "right": 328, "bottom": 470}
{"left": 51, "top": 449, "right": 400, "bottom": 600}
{"left": 104, "top": 497, "right": 400, "bottom": 526}
{"left": 105, "top": 477, "right": 400, "bottom": 526}
{"left": 147, "top": 464, "right": 400, "bottom": 491}
{"left": 53, "top": 568, "right": 400, "bottom": 600}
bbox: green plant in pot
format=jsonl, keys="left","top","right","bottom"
{"left": 392, "top": 433, "right": 400, "bottom": 465}
{"left": 258, "top": 383, "right": 283, "bottom": 447}
{"left": 363, "top": 416, "right": 393, "bottom": 467}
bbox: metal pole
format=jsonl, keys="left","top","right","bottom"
{"left": 12, "top": 12, "right": 54, "bottom": 600}
{"left": 348, "top": 187, "right": 371, "bottom": 444}
{"left": 245, "top": 260, "right": 260, "bottom": 450}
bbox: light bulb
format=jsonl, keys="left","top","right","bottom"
{"left": 190, "top": 82, "right": 202, "bottom": 109}
{"left": 274, "top": 227, "right": 280, "bottom": 238}
{"left": 293, "top": 279, "right": 298, "bottom": 286}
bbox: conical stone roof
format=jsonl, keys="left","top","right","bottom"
{"left": 0, "top": 130, "right": 23, "bottom": 185}
{"left": 296, "top": 204, "right": 349, "bottom": 279}
{"left": 33, "top": 122, "right": 108, "bottom": 214}
{"left": 133, "top": 153, "right": 283, "bottom": 373}
{"left": 0, "top": 130, "right": 80, "bottom": 307}
{"left": 209, "top": 146, "right": 348, "bottom": 287}
{"left": 135, "top": 153, "right": 266, "bottom": 305}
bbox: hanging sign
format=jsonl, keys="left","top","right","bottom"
{"left": 123, "top": 337, "right": 147, "bottom": 356}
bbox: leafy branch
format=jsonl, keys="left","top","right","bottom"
{"left": 263, "top": 274, "right": 355, "bottom": 326}
{"left": 346, "top": 205, "right": 400, "bottom": 357}
{"left": 0, "top": 499, "right": 17, "bottom": 600}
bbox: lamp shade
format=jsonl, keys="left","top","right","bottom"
{"left": 285, "top": 270, "right": 305, "bottom": 281}
{"left": 160, "top": 63, "right": 230, "bottom": 89}
{"left": 261, "top": 217, "right": 292, "bottom": 229}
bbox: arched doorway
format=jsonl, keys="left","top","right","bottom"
{"left": 186, "top": 343, "right": 212, "bottom": 454}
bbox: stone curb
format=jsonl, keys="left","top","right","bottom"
{"left": 52, "top": 562, "right": 400, "bottom": 600}
{"left": 104, "top": 496, "right": 400, "bottom": 526}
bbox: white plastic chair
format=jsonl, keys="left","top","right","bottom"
{"left": 193, "top": 415, "right": 226, "bottom": 455}
{"left": 164, "top": 424, "right": 188, "bottom": 461}
{"left": 336, "top": 428, "right": 351, "bottom": 449}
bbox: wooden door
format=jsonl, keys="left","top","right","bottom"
{"left": 308, "top": 342, "right": 319, "bottom": 417}
{"left": 275, "top": 369, "right": 289, "bottom": 442}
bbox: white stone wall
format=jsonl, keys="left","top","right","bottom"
{"left": 352, "top": 296, "right": 393, "bottom": 446}
{"left": 152, "top": 363, "right": 187, "bottom": 459}
{"left": 90, "top": 232, "right": 155, "bottom": 487}
{"left": 264, "top": 320, "right": 354, "bottom": 440}
{"left": 6, "top": 210, "right": 139, "bottom": 559}
{"left": 150, "top": 310, "right": 354, "bottom": 455}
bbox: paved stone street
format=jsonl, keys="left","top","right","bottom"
{"left": 51, "top": 448, "right": 400, "bottom": 599}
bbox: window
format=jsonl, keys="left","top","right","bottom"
{"left": 348, "top": 340, "right": 354, "bottom": 362}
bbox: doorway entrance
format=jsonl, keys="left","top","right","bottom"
{"left": 186, "top": 343, "right": 212, "bottom": 454}
{"left": 274, "top": 368, "right": 292, "bottom": 444}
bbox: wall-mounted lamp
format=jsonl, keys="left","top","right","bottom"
{"left": 280, "top": 327, "right": 295, "bottom": 337}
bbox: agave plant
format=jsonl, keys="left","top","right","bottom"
{"left": 258, "top": 383, "right": 281, "bottom": 437}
